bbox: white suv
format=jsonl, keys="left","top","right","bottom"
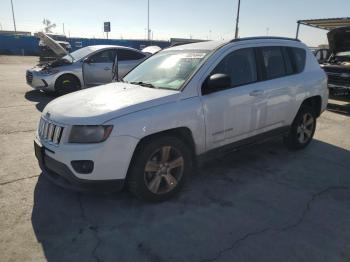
{"left": 34, "top": 37, "right": 328, "bottom": 201}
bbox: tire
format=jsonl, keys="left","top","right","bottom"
{"left": 284, "top": 105, "right": 316, "bottom": 150}
{"left": 55, "top": 74, "right": 81, "bottom": 95}
{"left": 127, "top": 136, "right": 193, "bottom": 201}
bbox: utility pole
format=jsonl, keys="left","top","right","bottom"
{"left": 234, "top": 0, "right": 241, "bottom": 39}
{"left": 10, "top": 0, "right": 17, "bottom": 33}
{"left": 63, "top": 23, "right": 65, "bottom": 35}
{"left": 147, "top": 0, "right": 150, "bottom": 41}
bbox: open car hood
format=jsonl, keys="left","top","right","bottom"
{"left": 37, "top": 32, "right": 69, "bottom": 57}
{"left": 327, "top": 26, "right": 350, "bottom": 54}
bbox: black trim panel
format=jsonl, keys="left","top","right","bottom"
{"left": 198, "top": 126, "right": 290, "bottom": 165}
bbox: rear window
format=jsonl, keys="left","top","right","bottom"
{"left": 117, "top": 49, "right": 145, "bottom": 61}
{"left": 260, "top": 47, "right": 286, "bottom": 80}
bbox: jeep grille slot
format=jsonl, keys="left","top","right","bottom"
{"left": 26, "top": 71, "right": 33, "bottom": 84}
{"left": 38, "top": 117, "right": 64, "bottom": 145}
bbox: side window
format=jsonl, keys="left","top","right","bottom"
{"left": 211, "top": 48, "right": 257, "bottom": 88}
{"left": 260, "top": 47, "right": 286, "bottom": 80}
{"left": 89, "top": 49, "right": 116, "bottom": 63}
{"left": 117, "top": 49, "right": 145, "bottom": 61}
{"left": 288, "top": 47, "right": 306, "bottom": 73}
{"left": 281, "top": 47, "right": 294, "bottom": 75}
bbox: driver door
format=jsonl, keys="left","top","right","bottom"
{"left": 201, "top": 47, "right": 264, "bottom": 150}
{"left": 83, "top": 49, "right": 117, "bottom": 86}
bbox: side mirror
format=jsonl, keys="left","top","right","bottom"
{"left": 204, "top": 73, "right": 231, "bottom": 94}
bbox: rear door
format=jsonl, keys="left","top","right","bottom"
{"left": 254, "top": 46, "right": 297, "bottom": 131}
{"left": 117, "top": 49, "right": 146, "bottom": 79}
{"left": 83, "top": 49, "right": 117, "bottom": 86}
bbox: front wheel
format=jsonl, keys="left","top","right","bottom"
{"left": 55, "top": 74, "right": 81, "bottom": 95}
{"left": 284, "top": 106, "right": 316, "bottom": 150}
{"left": 127, "top": 136, "right": 192, "bottom": 201}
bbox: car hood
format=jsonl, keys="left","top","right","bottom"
{"left": 43, "top": 82, "right": 180, "bottom": 125}
{"left": 37, "top": 32, "right": 70, "bottom": 57}
{"left": 327, "top": 26, "right": 350, "bottom": 54}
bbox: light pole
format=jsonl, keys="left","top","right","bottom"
{"left": 10, "top": 0, "right": 17, "bottom": 33}
{"left": 234, "top": 0, "right": 241, "bottom": 39}
{"left": 147, "top": 0, "right": 150, "bottom": 41}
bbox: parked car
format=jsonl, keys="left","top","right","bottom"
{"left": 34, "top": 37, "right": 328, "bottom": 201}
{"left": 26, "top": 32, "right": 151, "bottom": 95}
{"left": 321, "top": 26, "right": 350, "bottom": 96}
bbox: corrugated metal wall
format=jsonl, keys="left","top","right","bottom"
{"left": 0, "top": 35, "right": 170, "bottom": 55}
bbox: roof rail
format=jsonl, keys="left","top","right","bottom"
{"left": 230, "top": 36, "right": 300, "bottom": 43}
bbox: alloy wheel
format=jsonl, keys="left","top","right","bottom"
{"left": 144, "top": 146, "right": 184, "bottom": 194}
{"left": 297, "top": 112, "right": 314, "bottom": 144}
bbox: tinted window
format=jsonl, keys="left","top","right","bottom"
{"left": 281, "top": 47, "right": 294, "bottom": 75}
{"left": 211, "top": 48, "right": 257, "bottom": 88}
{"left": 117, "top": 49, "right": 145, "bottom": 61}
{"left": 260, "top": 47, "right": 286, "bottom": 80}
{"left": 290, "top": 47, "right": 306, "bottom": 73}
{"left": 89, "top": 49, "right": 116, "bottom": 63}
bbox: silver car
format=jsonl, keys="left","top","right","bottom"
{"left": 26, "top": 33, "right": 151, "bottom": 95}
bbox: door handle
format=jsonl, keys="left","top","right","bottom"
{"left": 104, "top": 67, "right": 111, "bottom": 71}
{"left": 249, "top": 90, "right": 264, "bottom": 96}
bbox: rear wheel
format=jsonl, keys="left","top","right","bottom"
{"left": 284, "top": 106, "right": 316, "bottom": 150}
{"left": 55, "top": 74, "right": 81, "bottom": 95}
{"left": 128, "top": 136, "right": 192, "bottom": 201}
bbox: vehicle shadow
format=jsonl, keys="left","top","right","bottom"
{"left": 24, "top": 90, "right": 56, "bottom": 112}
{"left": 31, "top": 139, "right": 350, "bottom": 262}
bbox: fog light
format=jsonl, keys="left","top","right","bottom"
{"left": 71, "top": 160, "right": 94, "bottom": 174}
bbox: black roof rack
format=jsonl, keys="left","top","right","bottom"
{"left": 230, "top": 36, "right": 300, "bottom": 43}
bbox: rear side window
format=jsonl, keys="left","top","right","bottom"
{"left": 211, "top": 48, "right": 257, "bottom": 88}
{"left": 117, "top": 49, "right": 145, "bottom": 61}
{"left": 260, "top": 47, "right": 286, "bottom": 80}
{"left": 289, "top": 47, "right": 306, "bottom": 73}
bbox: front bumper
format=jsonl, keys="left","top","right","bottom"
{"left": 34, "top": 134, "right": 139, "bottom": 192}
{"left": 26, "top": 69, "right": 56, "bottom": 91}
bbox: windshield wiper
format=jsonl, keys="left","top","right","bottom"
{"left": 130, "top": 81, "right": 156, "bottom": 88}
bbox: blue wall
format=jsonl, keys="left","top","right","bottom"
{"left": 0, "top": 34, "right": 170, "bottom": 55}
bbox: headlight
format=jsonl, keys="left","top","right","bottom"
{"left": 69, "top": 125, "right": 113, "bottom": 143}
{"left": 40, "top": 69, "right": 60, "bottom": 75}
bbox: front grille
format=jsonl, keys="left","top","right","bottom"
{"left": 327, "top": 73, "right": 350, "bottom": 87}
{"left": 26, "top": 71, "right": 33, "bottom": 83}
{"left": 38, "top": 117, "right": 64, "bottom": 145}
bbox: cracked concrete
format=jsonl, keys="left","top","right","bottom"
{"left": 1, "top": 56, "right": 350, "bottom": 262}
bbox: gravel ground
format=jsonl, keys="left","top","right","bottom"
{"left": 1, "top": 55, "right": 350, "bottom": 262}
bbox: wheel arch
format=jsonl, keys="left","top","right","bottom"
{"left": 300, "top": 95, "right": 322, "bottom": 117}
{"left": 134, "top": 127, "right": 196, "bottom": 156}
{"left": 126, "top": 127, "right": 197, "bottom": 180}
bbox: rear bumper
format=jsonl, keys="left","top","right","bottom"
{"left": 35, "top": 141, "right": 125, "bottom": 192}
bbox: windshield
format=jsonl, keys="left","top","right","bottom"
{"left": 123, "top": 50, "right": 210, "bottom": 90}
{"left": 63, "top": 46, "right": 99, "bottom": 62}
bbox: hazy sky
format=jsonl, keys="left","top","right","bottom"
{"left": 1, "top": 0, "right": 349, "bottom": 46}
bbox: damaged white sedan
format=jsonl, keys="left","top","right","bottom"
{"left": 26, "top": 32, "right": 153, "bottom": 95}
